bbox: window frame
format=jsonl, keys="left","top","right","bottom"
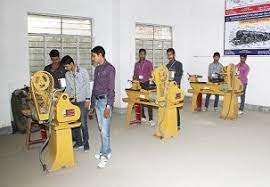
{"left": 135, "top": 23, "right": 173, "bottom": 67}
{"left": 27, "top": 13, "right": 94, "bottom": 79}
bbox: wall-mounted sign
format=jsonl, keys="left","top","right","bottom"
{"left": 224, "top": 0, "right": 270, "bottom": 55}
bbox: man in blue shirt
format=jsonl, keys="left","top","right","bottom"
{"left": 204, "top": 52, "right": 223, "bottom": 112}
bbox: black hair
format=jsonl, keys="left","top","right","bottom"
{"left": 240, "top": 54, "right": 247, "bottom": 58}
{"left": 61, "top": 55, "right": 74, "bottom": 65}
{"left": 139, "top": 48, "right": 146, "bottom": 54}
{"left": 167, "top": 48, "right": 175, "bottom": 55}
{"left": 213, "top": 52, "right": 220, "bottom": 57}
{"left": 91, "top": 46, "right": 105, "bottom": 57}
{"left": 49, "top": 49, "right": 60, "bottom": 57}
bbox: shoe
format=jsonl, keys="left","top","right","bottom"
{"left": 84, "top": 143, "right": 90, "bottom": 152}
{"left": 238, "top": 110, "right": 244, "bottom": 115}
{"left": 214, "top": 107, "right": 219, "bottom": 112}
{"left": 202, "top": 107, "right": 208, "bottom": 112}
{"left": 149, "top": 120, "right": 156, "bottom": 127}
{"left": 141, "top": 118, "right": 147, "bottom": 123}
{"left": 95, "top": 152, "right": 112, "bottom": 160}
{"left": 73, "top": 143, "right": 83, "bottom": 150}
{"left": 97, "top": 156, "right": 108, "bottom": 168}
{"left": 95, "top": 153, "right": 102, "bottom": 160}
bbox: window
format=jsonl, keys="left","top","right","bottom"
{"left": 135, "top": 23, "right": 173, "bottom": 67}
{"left": 28, "top": 14, "right": 93, "bottom": 79}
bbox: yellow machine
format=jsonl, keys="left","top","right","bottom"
{"left": 188, "top": 64, "right": 243, "bottom": 120}
{"left": 30, "top": 71, "right": 81, "bottom": 172}
{"left": 123, "top": 65, "right": 185, "bottom": 139}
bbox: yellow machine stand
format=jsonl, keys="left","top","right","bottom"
{"left": 188, "top": 64, "right": 243, "bottom": 120}
{"left": 123, "top": 65, "right": 184, "bottom": 139}
{"left": 47, "top": 92, "right": 81, "bottom": 171}
{"left": 30, "top": 71, "right": 81, "bottom": 172}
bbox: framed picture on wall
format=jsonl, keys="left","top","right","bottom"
{"left": 224, "top": 0, "right": 270, "bottom": 55}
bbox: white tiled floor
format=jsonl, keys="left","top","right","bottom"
{"left": 0, "top": 106, "right": 270, "bottom": 187}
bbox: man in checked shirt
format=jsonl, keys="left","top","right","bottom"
{"left": 90, "top": 46, "right": 115, "bottom": 169}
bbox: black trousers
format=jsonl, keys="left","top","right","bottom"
{"left": 140, "top": 81, "right": 153, "bottom": 121}
{"left": 176, "top": 82, "right": 181, "bottom": 128}
{"left": 240, "top": 84, "right": 247, "bottom": 111}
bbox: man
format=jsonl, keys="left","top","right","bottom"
{"left": 62, "top": 55, "right": 90, "bottom": 152}
{"left": 165, "top": 48, "right": 183, "bottom": 130}
{"left": 133, "top": 49, "right": 155, "bottom": 126}
{"left": 236, "top": 54, "right": 250, "bottom": 115}
{"left": 204, "top": 52, "right": 223, "bottom": 112}
{"left": 90, "top": 46, "right": 115, "bottom": 168}
{"left": 44, "top": 49, "right": 66, "bottom": 88}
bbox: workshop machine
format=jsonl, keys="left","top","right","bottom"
{"left": 123, "top": 65, "right": 185, "bottom": 139}
{"left": 29, "top": 71, "right": 81, "bottom": 172}
{"left": 188, "top": 64, "right": 243, "bottom": 120}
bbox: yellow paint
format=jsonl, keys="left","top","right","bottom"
{"left": 240, "top": 17, "right": 270, "bottom": 25}
{"left": 123, "top": 65, "right": 184, "bottom": 139}
{"left": 188, "top": 64, "right": 243, "bottom": 120}
{"left": 30, "top": 71, "right": 81, "bottom": 172}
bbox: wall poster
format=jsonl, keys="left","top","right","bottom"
{"left": 225, "top": 0, "right": 270, "bottom": 55}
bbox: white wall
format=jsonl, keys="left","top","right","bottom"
{"left": 118, "top": 0, "right": 193, "bottom": 108}
{"left": 117, "top": 0, "right": 270, "bottom": 107}
{"left": 0, "top": 0, "right": 114, "bottom": 129}
{"left": 186, "top": 0, "right": 270, "bottom": 107}
{"left": 1, "top": 0, "right": 269, "bottom": 130}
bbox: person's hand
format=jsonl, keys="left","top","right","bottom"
{"left": 84, "top": 100, "right": 91, "bottom": 109}
{"left": 133, "top": 75, "right": 139, "bottom": 81}
{"left": 88, "top": 106, "right": 95, "bottom": 116}
{"left": 104, "top": 107, "right": 111, "bottom": 119}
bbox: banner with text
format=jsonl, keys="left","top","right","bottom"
{"left": 224, "top": 0, "right": 270, "bottom": 55}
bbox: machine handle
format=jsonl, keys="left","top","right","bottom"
{"left": 187, "top": 73, "right": 203, "bottom": 78}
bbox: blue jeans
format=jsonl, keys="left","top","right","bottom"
{"left": 94, "top": 98, "right": 112, "bottom": 157}
{"left": 73, "top": 101, "right": 89, "bottom": 146}
{"left": 205, "top": 94, "right": 219, "bottom": 108}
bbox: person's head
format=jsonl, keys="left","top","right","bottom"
{"left": 61, "top": 55, "right": 75, "bottom": 71}
{"left": 91, "top": 46, "right": 105, "bottom": 65}
{"left": 138, "top": 48, "right": 146, "bottom": 61}
{"left": 167, "top": 48, "right": 176, "bottom": 62}
{"left": 49, "top": 49, "right": 60, "bottom": 65}
{"left": 240, "top": 54, "right": 247, "bottom": 63}
{"left": 213, "top": 52, "right": 220, "bottom": 62}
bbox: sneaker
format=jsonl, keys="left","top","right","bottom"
{"left": 149, "top": 120, "right": 156, "bottom": 127}
{"left": 141, "top": 118, "right": 147, "bottom": 123}
{"left": 97, "top": 156, "right": 108, "bottom": 168}
{"left": 84, "top": 143, "right": 90, "bottom": 152}
{"left": 73, "top": 143, "right": 83, "bottom": 150}
{"left": 238, "top": 110, "right": 244, "bottom": 115}
{"left": 214, "top": 107, "right": 219, "bottom": 112}
{"left": 95, "top": 152, "right": 112, "bottom": 160}
{"left": 202, "top": 107, "right": 208, "bottom": 112}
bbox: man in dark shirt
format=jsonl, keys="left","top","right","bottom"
{"left": 165, "top": 48, "right": 183, "bottom": 130}
{"left": 90, "top": 46, "right": 115, "bottom": 169}
{"left": 44, "top": 49, "right": 66, "bottom": 88}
